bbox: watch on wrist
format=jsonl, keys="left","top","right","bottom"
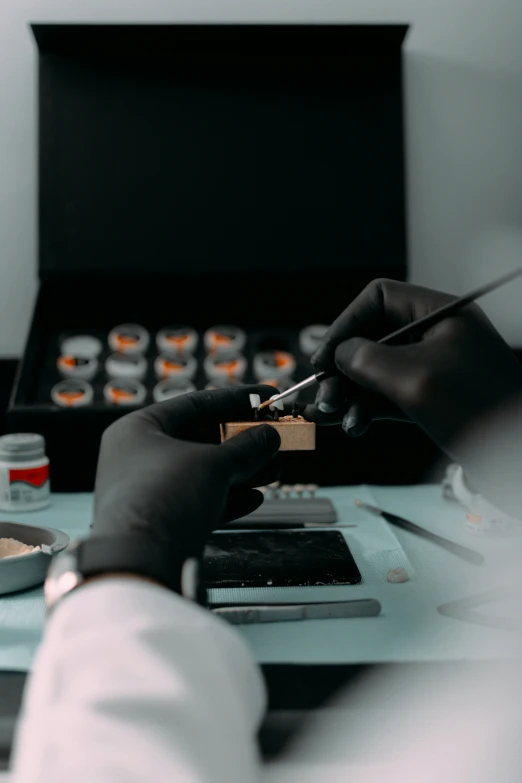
{"left": 44, "top": 535, "right": 204, "bottom": 614}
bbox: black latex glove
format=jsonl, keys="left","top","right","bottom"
{"left": 93, "top": 385, "right": 280, "bottom": 561}
{"left": 307, "top": 278, "right": 522, "bottom": 453}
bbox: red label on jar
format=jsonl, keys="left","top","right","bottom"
{"left": 9, "top": 465, "right": 49, "bottom": 488}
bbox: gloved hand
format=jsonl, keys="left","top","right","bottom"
{"left": 93, "top": 385, "right": 280, "bottom": 562}
{"left": 307, "top": 279, "right": 522, "bottom": 453}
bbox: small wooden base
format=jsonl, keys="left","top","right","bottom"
{"left": 220, "top": 415, "right": 316, "bottom": 451}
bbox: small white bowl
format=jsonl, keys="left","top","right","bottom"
{"left": 0, "top": 521, "right": 70, "bottom": 596}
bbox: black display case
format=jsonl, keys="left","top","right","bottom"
{"left": 8, "top": 23, "right": 425, "bottom": 491}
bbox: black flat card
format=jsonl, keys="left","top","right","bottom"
{"left": 202, "top": 530, "right": 362, "bottom": 588}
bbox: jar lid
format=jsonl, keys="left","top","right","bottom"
{"left": 57, "top": 354, "right": 98, "bottom": 380}
{"left": 105, "top": 352, "right": 148, "bottom": 380}
{"left": 108, "top": 324, "right": 150, "bottom": 354}
{"left": 204, "top": 354, "right": 247, "bottom": 381}
{"left": 104, "top": 380, "right": 147, "bottom": 406}
{"left": 204, "top": 325, "right": 246, "bottom": 355}
{"left": 156, "top": 327, "right": 198, "bottom": 354}
{"left": 51, "top": 380, "right": 94, "bottom": 407}
{"left": 61, "top": 335, "right": 103, "bottom": 358}
{"left": 0, "top": 433, "right": 46, "bottom": 460}
{"left": 154, "top": 352, "right": 197, "bottom": 380}
{"left": 253, "top": 350, "right": 296, "bottom": 380}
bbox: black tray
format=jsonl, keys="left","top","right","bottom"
{"left": 8, "top": 23, "right": 416, "bottom": 490}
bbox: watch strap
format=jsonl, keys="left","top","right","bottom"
{"left": 75, "top": 535, "right": 187, "bottom": 595}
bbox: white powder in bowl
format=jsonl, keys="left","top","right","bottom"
{"left": 0, "top": 538, "right": 41, "bottom": 559}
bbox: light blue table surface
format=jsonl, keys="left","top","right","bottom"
{"left": 2, "top": 485, "right": 522, "bottom": 672}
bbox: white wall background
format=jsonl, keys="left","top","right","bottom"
{"left": 1, "top": 0, "right": 522, "bottom": 356}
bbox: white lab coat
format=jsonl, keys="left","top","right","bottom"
{"left": 10, "top": 578, "right": 522, "bottom": 783}
{"left": 10, "top": 580, "right": 265, "bottom": 783}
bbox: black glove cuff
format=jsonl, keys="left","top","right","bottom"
{"left": 76, "top": 534, "right": 191, "bottom": 596}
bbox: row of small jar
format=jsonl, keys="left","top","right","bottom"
{"left": 56, "top": 324, "right": 246, "bottom": 383}
{"left": 60, "top": 324, "right": 250, "bottom": 359}
{"left": 50, "top": 375, "right": 297, "bottom": 408}
{"left": 51, "top": 323, "right": 328, "bottom": 408}
{"left": 59, "top": 323, "right": 328, "bottom": 363}
{"left": 57, "top": 346, "right": 299, "bottom": 385}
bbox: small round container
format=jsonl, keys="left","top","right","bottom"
{"left": 51, "top": 380, "right": 93, "bottom": 408}
{"left": 60, "top": 335, "right": 103, "bottom": 359}
{"left": 104, "top": 380, "right": 147, "bottom": 407}
{"left": 204, "top": 354, "right": 247, "bottom": 383}
{"left": 105, "top": 352, "right": 147, "bottom": 381}
{"left": 0, "top": 434, "right": 50, "bottom": 512}
{"left": 156, "top": 327, "right": 198, "bottom": 356}
{"left": 299, "top": 324, "right": 329, "bottom": 357}
{"left": 260, "top": 377, "right": 298, "bottom": 404}
{"left": 204, "top": 325, "right": 246, "bottom": 357}
{"left": 57, "top": 354, "right": 98, "bottom": 380}
{"left": 0, "top": 521, "right": 69, "bottom": 596}
{"left": 154, "top": 353, "right": 197, "bottom": 381}
{"left": 108, "top": 324, "right": 150, "bottom": 354}
{"left": 253, "top": 350, "right": 296, "bottom": 381}
{"left": 153, "top": 379, "right": 196, "bottom": 403}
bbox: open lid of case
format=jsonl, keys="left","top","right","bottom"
{"left": 33, "top": 23, "right": 409, "bottom": 282}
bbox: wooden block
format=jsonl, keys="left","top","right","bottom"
{"left": 220, "top": 415, "right": 316, "bottom": 451}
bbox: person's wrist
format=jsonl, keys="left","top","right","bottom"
{"left": 45, "top": 534, "right": 204, "bottom": 616}
{"left": 91, "top": 532, "right": 190, "bottom": 593}
{"left": 92, "top": 514, "right": 199, "bottom": 563}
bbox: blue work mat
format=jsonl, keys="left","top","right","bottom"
{"left": 1, "top": 487, "right": 522, "bottom": 671}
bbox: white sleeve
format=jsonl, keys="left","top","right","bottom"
{"left": 10, "top": 579, "right": 266, "bottom": 783}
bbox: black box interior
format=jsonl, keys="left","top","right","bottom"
{"left": 8, "top": 23, "right": 424, "bottom": 491}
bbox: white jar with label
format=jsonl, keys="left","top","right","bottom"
{"left": 0, "top": 434, "right": 51, "bottom": 512}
